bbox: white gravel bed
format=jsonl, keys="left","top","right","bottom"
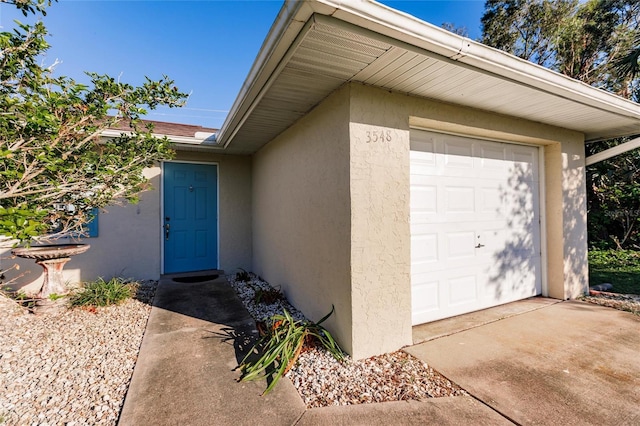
{"left": 228, "top": 273, "right": 466, "bottom": 408}
{"left": 0, "top": 281, "right": 156, "bottom": 426}
{"left": 582, "top": 291, "right": 640, "bottom": 315}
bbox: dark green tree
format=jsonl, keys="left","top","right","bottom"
{"left": 481, "top": 0, "right": 577, "bottom": 67}
{"left": 0, "top": 0, "right": 188, "bottom": 246}
{"left": 615, "top": 34, "right": 640, "bottom": 79}
{"left": 481, "top": 0, "right": 640, "bottom": 248}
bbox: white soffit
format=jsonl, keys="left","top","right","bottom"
{"left": 217, "top": 0, "right": 640, "bottom": 154}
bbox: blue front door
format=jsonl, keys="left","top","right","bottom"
{"left": 163, "top": 162, "right": 218, "bottom": 273}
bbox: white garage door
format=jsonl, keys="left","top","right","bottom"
{"left": 411, "top": 129, "right": 542, "bottom": 325}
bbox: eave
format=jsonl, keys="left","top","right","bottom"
{"left": 216, "top": 0, "right": 640, "bottom": 155}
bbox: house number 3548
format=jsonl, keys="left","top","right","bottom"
{"left": 366, "top": 129, "right": 392, "bottom": 143}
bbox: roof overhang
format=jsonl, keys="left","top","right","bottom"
{"left": 101, "top": 129, "right": 220, "bottom": 152}
{"left": 216, "top": 0, "right": 640, "bottom": 154}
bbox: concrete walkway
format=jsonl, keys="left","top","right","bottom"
{"left": 118, "top": 276, "right": 507, "bottom": 426}
{"left": 119, "top": 276, "right": 640, "bottom": 425}
{"left": 407, "top": 301, "right": 640, "bottom": 425}
{"left": 117, "top": 276, "right": 305, "bottom": 425}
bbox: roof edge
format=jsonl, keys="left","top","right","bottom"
{"left": 101, "top": 129, "right": 219, "bottom": 147}
{"left": 217, "top": 0, "right": 640, "bottom": 148}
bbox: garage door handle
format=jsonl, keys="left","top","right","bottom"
{"left": 475, "top": 243, "right": 485, "bottom": 248}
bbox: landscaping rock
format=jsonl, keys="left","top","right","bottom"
{"left": 590, "top": 283, "right": 613, "bottom": 291}
{"left": 0, "top": 281, "right": 156, "bottom": 425}
{"left": 228, "top": 273, "right": 466, "bottom": 408}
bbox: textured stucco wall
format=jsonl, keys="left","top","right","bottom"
{"left": 560, "top": 139, "right": 589, "bottom": 298}
{"left": 251, "top": 87, "right": 353, "bottom": 353}
{"left": 347, "top": 83, "right": 587, "bottom": 354}
{"left": 1, "top": 151, "right": 252, "bottom": 293}
{"left": 348, "top": 88, "right": 413, "bottom": 359}
{"left": 252, "top": 82, "right": 588, "bottom": 359}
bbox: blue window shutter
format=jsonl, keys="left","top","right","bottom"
{"left": 85, "top": 208, "right": 99, "bottom": 237}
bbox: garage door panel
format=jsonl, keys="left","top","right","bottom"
{"left": 411, "top": 129, "right": 542, "bottom": 325}
{"left": 411, "top": 233, "right": 438, "bottom": 264}
{"left": 411, "top": 277, "right": 439, "bottom": 317}
{"left": 445, "top": 186, "right": 475, "bottom": 213}
{"left": 511, "top": 146, "right": 539, "bottom": 182}
{"left": 410, "top": 183, "right": 437, "bottom": 213}
{"left": 446, "top": 231, "right": 476, "bottom": 259}
{"left": 448, "top": 275, "right": 478, "bottom": 306}
{"left": 478, "top": 186, "right": 503, "bottom": 216}
{"left": 479, "top": 143, "right": 507, "bottom": 167}
{"left": 444, "top": 140, "right": 474, "bottom": 168}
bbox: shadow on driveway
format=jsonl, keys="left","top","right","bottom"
{"left": 118, "top": 276, "right": 305, "bottom": 426}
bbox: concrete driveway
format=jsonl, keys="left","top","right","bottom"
{"left": 406, "top": 300, "right": 640, "bottom": 425}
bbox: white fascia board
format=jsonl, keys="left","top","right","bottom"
{"left": 325, "top": 0, "right": 640, "bottom": 121}
{"left": 217, "top": 0, "right": 640, "bottom": 148}
{"left": 216, "top": 1, "right": 316, "bottom": 147}
{"left": 586, "top": 137, "right": 640, "bottom": 166}
{"left": 100, "top": 129, "right": 220, "bottom": 148}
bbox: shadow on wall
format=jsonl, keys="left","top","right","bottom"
{"left": 489, "top": 152, "right": 587, "bottom": 301}
{"left": 562, "top": 157, "right": 588, "bottom": 297}
{"left": 488, "top": 161, "right": 541, "bottom": 302}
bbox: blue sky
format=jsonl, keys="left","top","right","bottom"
{"left": 0, "top": 1, "right": 486, "bottom": 128}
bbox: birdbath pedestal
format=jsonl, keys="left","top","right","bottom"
{"left": 12, "top": 244, "right": 90, "bottom": 308}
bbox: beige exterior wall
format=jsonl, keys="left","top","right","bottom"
{"left": 253, "top": 82, "right": 588, "bottom": 359}
{"left": 1, "top": 151, "right": 252, "bottom": 294}
{"left": 371, "top": 83, "right": 588, "bottom": 300}
{"left": 251, "top": 87, "right": 354, "bottom": 354}
{"left": 559, "top": 139, "right": 589, "bottom": 298}
{"left": 348, "top": 88, "right": 413, "bottom": 359}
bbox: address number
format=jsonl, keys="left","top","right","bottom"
{"left": 366, "top": 129, "right": 392, "bottom": 143}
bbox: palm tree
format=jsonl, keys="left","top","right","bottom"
{"left": 615, "top": 35, "right": 640, "bottom": 79}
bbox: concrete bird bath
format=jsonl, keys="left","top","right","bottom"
{"left": 12, "top": 244, "right": 90, "bottom": 312}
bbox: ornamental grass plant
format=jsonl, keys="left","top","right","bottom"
{"left": 69, "top": 277, "right": 136, "bottom": 308}
{"left": 238, "top": 306, "right": 344, "bottom": 395}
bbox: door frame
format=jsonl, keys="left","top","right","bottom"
{"left": 160, "top": 160, "right": 220, "bottom": 274}
{"left": 408, "top": 127, "right": 549, "bottom": 323}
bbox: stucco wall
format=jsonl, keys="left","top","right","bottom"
{"left": 348, "top": 89, "right": 413, "bottom": 359}
{"left": 1, "top": 151, "right": 252, "bottom": 293}
{"left": 252, "top": 82, "right": 588, "bottom": 360}
{"left": 347, "top": 83, "right": 587, "bottom": 354}
{"left": 251, "top": 86, "right": 353, "bottom": 354}
{"left": 560, "top": 139, "right": 589, "bottom": 298}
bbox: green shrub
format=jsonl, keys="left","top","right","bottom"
{"left": 588, "top": 249, "right": 640, "bottom": 268}
{"left": 69, "top": 277, "right": 135, "bottom": 307}
{"left": 588, "top": 249, "right": 640, "bottom": 295}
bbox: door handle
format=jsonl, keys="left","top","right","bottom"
{"left": 164, "top": 223, "right": 170, "bottom": 240}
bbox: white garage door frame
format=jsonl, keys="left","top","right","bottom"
{"left": 410, "top": 127, "right": 548, "bottom": 325}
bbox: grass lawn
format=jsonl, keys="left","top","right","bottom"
{"left": 588, "top": 250, "right": 640, "bottom": 295}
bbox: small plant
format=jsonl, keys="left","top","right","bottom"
{"left": 235, "top": 268, "right": 251, "bottom": 283}
{"left": 238, "top": 306, "right": 344, "bottom": 395}
{"left": 0, "top": 286, "right": 36, "bottom": 309}
{"left": 69, "top": 277, "right": 136, "bottom": 308}
{"left": 48, "top": 293, "right": 65, "bottom": 301}
{"left": 252, "top": 285, "right": 283, "bottom": 305}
